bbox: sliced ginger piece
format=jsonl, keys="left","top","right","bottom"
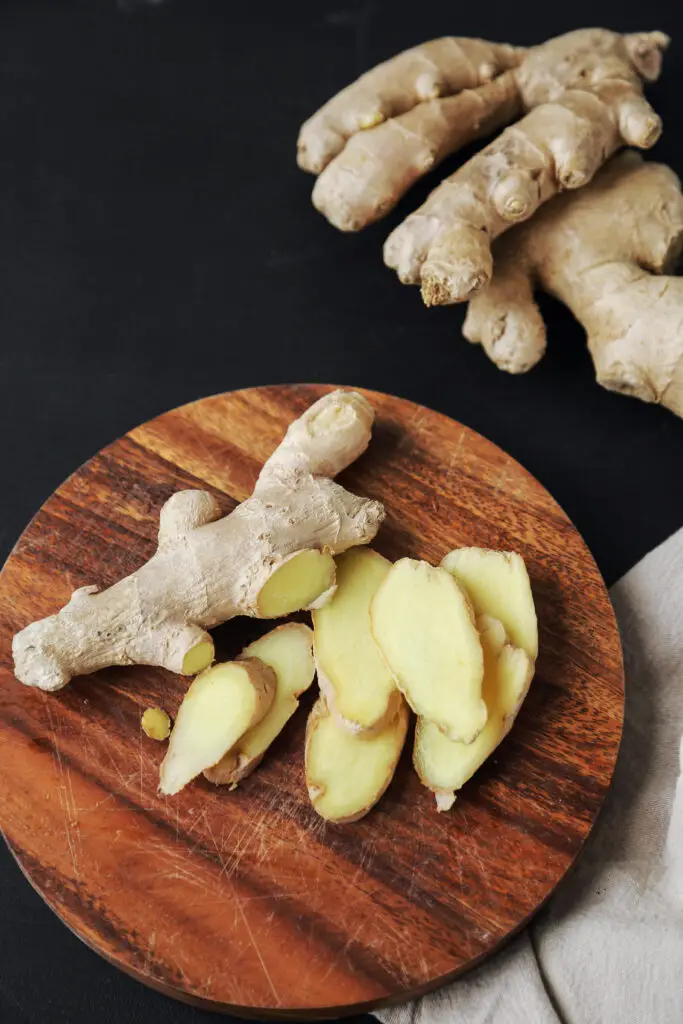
{"left": 141, "top": 707, "right": 171, "bottom": 741}
{"left": 204, "top": 623, "right": 315, "bottom": 786}
{"left": 441, "top": 547, "right": 538, "bottom": 658}
{"left": 313, "top": 547, "right": 400, "bottom": 732}
{"left": 305, "top": 696, "right": 409, "bottom": 823}
{"left": 159, "top": 658, "right": 275, "bottom": 796}
{"left": 371, "top": 558, "right": 486, "bottom": 743}
{"left": 256, "top": 549, "right": 337, "bottom": 617}
{"left": 414, "top": 613, "right": 533, "bottom": 810}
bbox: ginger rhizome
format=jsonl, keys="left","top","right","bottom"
{"left": 383, "top": 28, "right": 667, "bottom": 305}
{"left": 464, "top": 153, "right": 683, "bottom": 416}
{"left": 12, "top": 390, "right": 384, "bottom": 692}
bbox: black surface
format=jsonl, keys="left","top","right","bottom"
{"left": 0, "top": 1, "right": 682, "bottom": 1021}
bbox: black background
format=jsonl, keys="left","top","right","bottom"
{"left": 1, "top": 1, "right": 682, "bottom": 1021}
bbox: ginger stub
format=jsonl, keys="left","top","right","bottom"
{"left": 159, "top": 658, "right": 275, "bottom": 796}
{"left": 305, "top": 696, "right": 409, "bottom": 823}
{"left": 371, "top": 558, "right": 486, "bottom": 743}
{"left": 205, "top": 623, "right": 315, "bottom": 786}
{"left": 313, "top": 547, "right": 400, "bottom": 733}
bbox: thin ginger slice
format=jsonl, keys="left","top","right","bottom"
{"left": 313, "top": 548, "right": 400, "bottom": 732}
{"left": 305, "top": 696, "right": 409, "bottom": 822}
{"left": 414, "top": 613, "right": 533, "bottom": 810}
{"left": 204, "top": 623, "right": 315, "bottom": 786}
{"left": 371, "top": 558, "right": 486, "bottom": 743}
{"left": 441, "top": 547, "right": 538, "bottom": 658}
{"left": 159, "top": 658, "right": 275, "bottom": 796}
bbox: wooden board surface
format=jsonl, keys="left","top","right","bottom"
{"left": 0, "top": 384, "right": 624, "bottom": 1018}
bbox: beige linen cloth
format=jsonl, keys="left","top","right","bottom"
{"left": 377, "top": 528, "right": 683, "bottom": 1024}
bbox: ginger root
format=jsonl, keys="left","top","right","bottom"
{"left": 297, "top": 37, "right": 524, "bottom": 175}
{"left": 141, "top": 707, "right": 171, "bottom": 741}
{"left": 464, "top": 152, "right": 683, "bottom": 416}
{"left": 313, "top": 547, "right": 401, "bottom": 733}
{"left": 12, "top": 391, "right": 384, "bottom": 691}
{"left": 371, "top": 558, "right": 486, "bottom": 743}
{"left": 204, "top": 623, "right": 315, "bottom": 786}
{"left": 159, "top": 658, "right": 275, "bottom": 796}
{"left": 384, "top": 28, "right": 667, "bottom": 304}
{"left": 305, "top": 696, "right": 409, "bottom": 823}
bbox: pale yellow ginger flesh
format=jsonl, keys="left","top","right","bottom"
{"left": 371, "top": 559, "right": 486, "bottom": 743}
{"left": 464, "top": 152, "right": 683, "bottom": 417}
{"left": 141, "top": 707, "right": 171, "bottom": 741}
{"left": 313, "top": 547, "right": 400, "bottom": 732}
{"left": 204, "top": 623, "right": 315, "bottom": 786}
{"left": 305, "top": 697, "right": 409, "bottom": 823}
{"left": 12, "top": 390, "right": 384, "bottom": 692}
{"left": 159, "top": 658, "right": 275, "bottom": 796}
{"left": 297, "top": 37, "right": 524, "bottom": 175}
{"left": 256, "top": 550, "right": 336, "bottom": 618}
{"left": 441, "top": 548, "right": 538, "bottom": 658}
{"left": 414, "top": 614, "right": 533, "bottom": 811}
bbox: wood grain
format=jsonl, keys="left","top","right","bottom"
{"left": 0, "top": 385, "right": 623, "bottom": 1018}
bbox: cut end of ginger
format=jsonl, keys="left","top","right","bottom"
{"left": 371, "top": 558, "right": 486, "bottom": 743}
{"left": 141, "top": 707, "right": 171, "bottom": 741}
{"left": 181, "top": 639, "right": 215, "bottom": 676}
{"left": 305, "top": 696, "right": 409, "bottom": 823}
{"left": 313, "top": 547, "right": 397, "bottom": 731}
{"left": 441, "top": 547, "right": 538, "bottom": 658}
{"left": 159, "top": 658, "right": 275, "bottom": 796}
{"left": 204, "top": 623, "right": 315, "bottom": 786}
{"left": 257, "top": 549, "right": 336, "bottom": 618}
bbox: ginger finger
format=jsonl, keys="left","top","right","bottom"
{"left": 297, "top": 37, "right": 525, "bottom": 174}
{"left": 464, "top": 152, "right": 683, "bottom": 417}
{"left": 312, "top": 74, "right": 521, "bottom": 232}
{"left": 12, "top": 390, "right": 384, "bottom": 691}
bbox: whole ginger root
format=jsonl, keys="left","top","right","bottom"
{"left": 299, "top": 29, "right": 668, "bottom": 304}
{"left": 463, "top": 152, "right": 683, "bottom": 417}
{"left": 12, "top": 391, "right": 384, "bottom": 692}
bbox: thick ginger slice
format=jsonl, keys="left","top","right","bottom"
{"left": 415, "top": 614, "right": 533, "bottom": 811}
{"left": 297, "top": 37, "right": 524, "bottom": 175}
{"left": 141, "top": 707, "right": 171, "bottom": 741}
{"left": 371, "top": 559, "right": 486, "bottom": 743}
{"left": 313, "top": 548, "right": 400, "bottom": 733}
{"left": 305, "top": 696, "right": 409, "bottom": 823}
{"left": 159, "top": 658, "right": 275, "bottom": 796}
{"left": 384, "top": 28, "right": 667, "bottom": 305}
{"left": 441, "top": 548, "right": 538, "bottom": 658}
{"left": 12, "top": 390, "right": 384, "bottom": 692}
{"left": 464, "top": 152, "right": 683, "bottom": 417}
{"left": 204, "top": 623, "right": 315, "bottom": 786}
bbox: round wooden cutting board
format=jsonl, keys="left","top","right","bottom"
{"left": 0, "top": 385, "right": 623, "bottom": 1018}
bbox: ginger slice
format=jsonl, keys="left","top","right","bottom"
{"left": 371, "top": 558, "right": 486, "bottom": 743}
{"left": 414, "top": 614, "right": 533, "bottom": 811}
{"left": 159, "top": 658, "right": 275, "bottom": 796}
{"left": 313, "top": 547, "right": 400, "bottom": 732}
{"left": 141, "top": 707, "right": 171, "bottom": 741}
{"left": 441, "top": 547, "right": 538, "bottom": 658}
{"left": 204, "top": 623, "right": 315, "bottom": 786}
{"left": 305, "top": 696, "right": 409, "bottom": 823}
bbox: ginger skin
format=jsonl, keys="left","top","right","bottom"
{"left": 384, "top": 29, "right": 668, "bottom": 305}
{"left": 464, "top": 153, "right": 683, "bottom": 417}
{"left": 12, "top": 391, "right": 384, "bottom": 692}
